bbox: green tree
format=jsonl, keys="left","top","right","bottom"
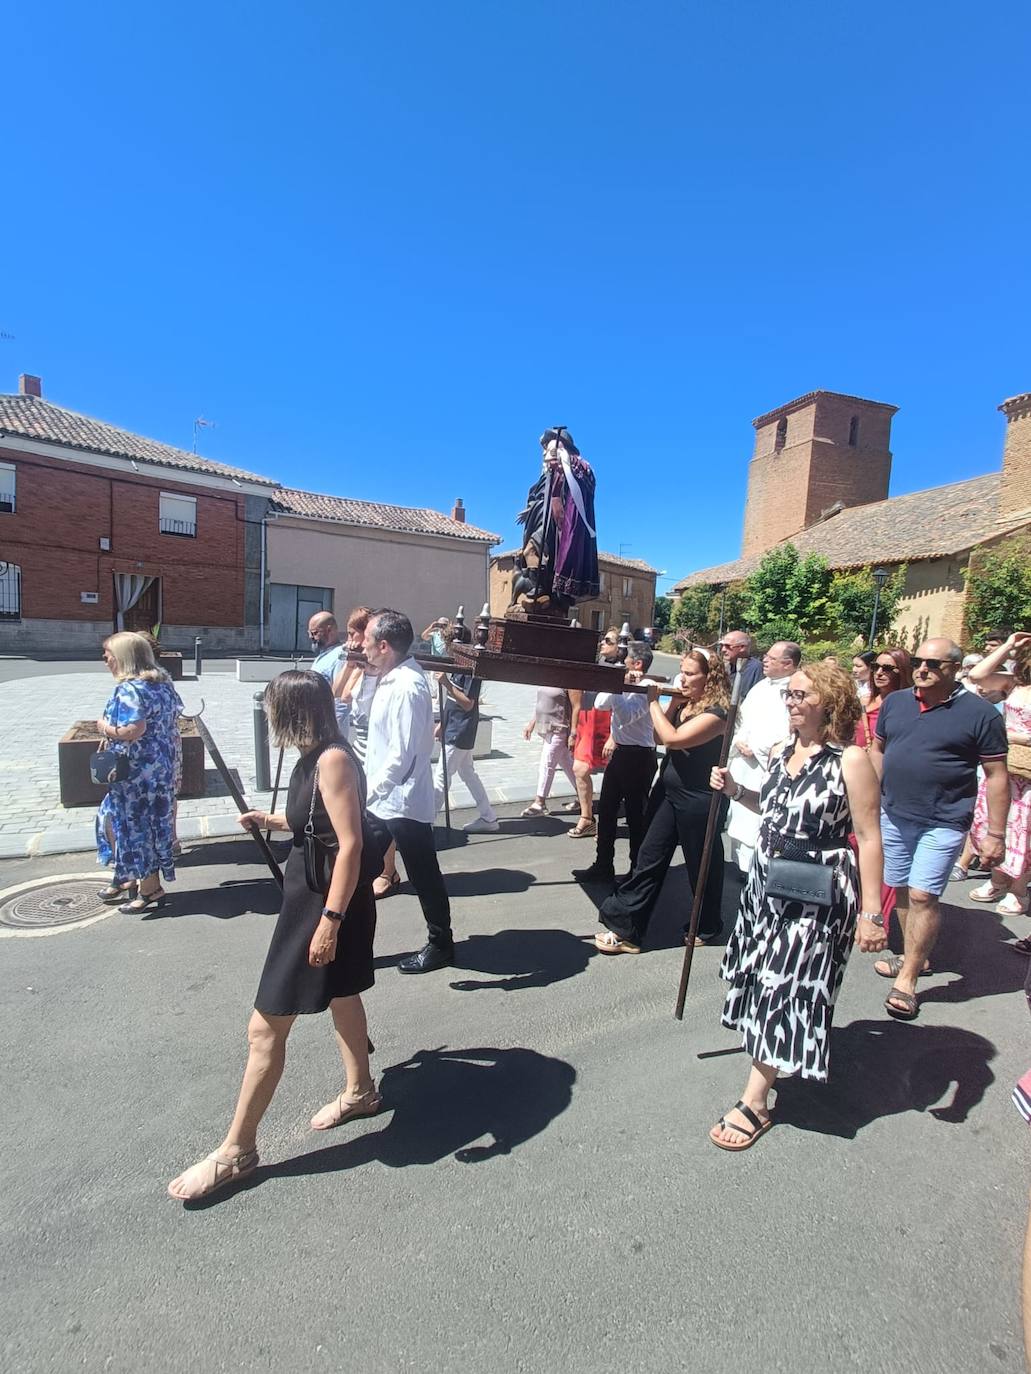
{"left": 964, "top": 535, "right": 1031, "bottom": 645}
{"left": 827, "top": 566, "right": 906, "bottom": 644}
{"left": 652, "top": 596, "right": 673, "bottom": 633}
{"left": 742, "top": 545, "right": 833, "bottom": 639}
{"left": 670, "top": 586, "right": 714, "bottom": 640}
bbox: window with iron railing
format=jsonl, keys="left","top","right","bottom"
{"left": 0, "top": 461, "right": 15, "bottom": 513}
{"left": 0, "top": 562, "right": 21, "bottom": 619}
{"left": 159, "top": 516, "right": 197, "bottom": 537}
{"left": 159, "top": 492, "right": 197, "bottom": 537}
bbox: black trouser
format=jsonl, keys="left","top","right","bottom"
{"left": 595, "top": 745, "right": 657, "bottom": 873}
{"left": 599, "top": 780, "right": 727, "bottom": 947}
{"left": 367, "top": 814, "right": 452, "bottom": 949}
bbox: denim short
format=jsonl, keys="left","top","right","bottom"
{"left": 880, "top": 810, "right": 967, "bottom": 896}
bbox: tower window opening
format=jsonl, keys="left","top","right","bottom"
{"left": 848, "top": 415, "right": 859, "bottom": 447}
{"left": 774, "top": 416, "right": 787, "bottom": 451}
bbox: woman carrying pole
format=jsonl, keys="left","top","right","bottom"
{"left": 593, "top": 650, "right": 730, "bottom": 955}
{"left": 707, "top": 661, "right": 885, "bottom": 1152}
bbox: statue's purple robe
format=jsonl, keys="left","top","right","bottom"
{"left": 552, "top": 455, "right": 600, "bottom": 603}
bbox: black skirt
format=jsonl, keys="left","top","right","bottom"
{"left": 254, "top": 749, "right": 376, "bottom": 1016}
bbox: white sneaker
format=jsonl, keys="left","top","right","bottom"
{"left": 464, "top": 817, "right": 500, "bottom": 834}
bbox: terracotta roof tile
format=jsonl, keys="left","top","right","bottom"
{"left": 674, "top": 473, "right": 1025, "bottom": 589}
{"left": 272, "top": 487, "right": 500, "bottom": 543}
{"left": 0, "top": 392, "right": 276, "bottom": 485}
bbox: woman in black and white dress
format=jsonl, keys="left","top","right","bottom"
{"left": 707, "top": 661, "right": 886, "bottom": 1151}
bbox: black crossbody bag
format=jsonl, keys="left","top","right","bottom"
{"left": 762, "top": 758, "right": 837, "bottom": 908}
{"left": 303, "top": 741, "right": 383, "bottom": 897}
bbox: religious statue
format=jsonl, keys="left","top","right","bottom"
{"left": 512, "top": 426, "right": 600, "bottom": 614}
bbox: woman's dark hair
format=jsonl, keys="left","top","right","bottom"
{"left": 368, "top": 609, "right": 414, "bottom": 656}
{"left": 853, "top": 651, "right": 876, "bottom": 668}
{"left": 872, "top": 646, "right": 913, "bottom": 694}
{"left": 264, "top": 670, "right": 340, "bottom": 751}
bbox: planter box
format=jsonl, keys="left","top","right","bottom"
{"left": 158, "top": 651, "right": 184, "bottom": 681}
{"left": 58, "top": 718, "right": 205, "bottom": 809}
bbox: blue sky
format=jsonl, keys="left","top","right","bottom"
{"left": 2, "top": 1, "right": 1028, "bottom": 593}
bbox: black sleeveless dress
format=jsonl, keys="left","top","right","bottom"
{"left": 254, "top": 745, "right": 376, "bottom": 1016}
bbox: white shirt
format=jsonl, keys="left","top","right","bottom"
{"left": 726, "top": 674, "right": 791, "bottom": 856}
{"left": 365, "top": 657, "right": 436, "bottom": 822}
{"left": 594, "top": 684, "right": 659, "bottom": 748}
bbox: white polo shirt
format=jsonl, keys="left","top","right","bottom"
{"left": 365, "top": 657, "right": 435, "bottom": 823}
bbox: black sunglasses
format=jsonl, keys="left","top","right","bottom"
{"left": 873, "top": 661, "right": 900, "bottom": 673}
{"left": 911, "top": 657, "right": 951, "bottom": 671}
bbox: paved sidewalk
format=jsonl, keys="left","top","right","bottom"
{"left": 0, "top": 671, "right": 574, "bottom": 859}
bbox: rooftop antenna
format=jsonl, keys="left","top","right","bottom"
{"left": 193, "top": 416, "right": 216, "bottom": 453}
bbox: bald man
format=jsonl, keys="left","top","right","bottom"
{"left": 308, "top": 613, "right": 348, "bottom": 724}
{"left": 870, "top": 638, "right": 1009, "bottom": 1020}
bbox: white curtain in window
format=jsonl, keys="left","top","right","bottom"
{"left": 113, "top": 573, "right": 155, "bottom": 630}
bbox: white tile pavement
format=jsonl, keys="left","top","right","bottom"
{"left": 0, "top": 671, "right": 576, "bottom": 858}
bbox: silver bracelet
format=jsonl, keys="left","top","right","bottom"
{"left": 859, "top": 910, "right": 885, "bottom": 927}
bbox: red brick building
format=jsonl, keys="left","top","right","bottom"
{"left": 0, "top": 375, "right": 276, "bottom": 653}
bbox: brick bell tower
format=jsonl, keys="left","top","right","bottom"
{"left": 740, "top": 390, "right": 898, "bottom": 558}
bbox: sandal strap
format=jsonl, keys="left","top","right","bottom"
{"left": 885, "top": 987, "right": 917, "bottom": 1010}
{"left": 730, "top": 1100, "right": 766, "bottom": 1134}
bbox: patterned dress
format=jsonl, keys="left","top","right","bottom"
{"left": 971, "top": 698, "right": 1031, "bottom": 880}
{"left": 720, "top": 740, "right": 859, "bottom": 1083}
{"left": 96, "top": 676, "right": 184, "bottom": 883}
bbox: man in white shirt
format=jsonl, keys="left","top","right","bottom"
{"left": 363, "top": 609, "right": 453, "bottom": 974}
{"left": 725, "top": 641, "right": 801, "bottom": 874}
{"left": 572, "top": 642, "right": 659, "bottom": 884}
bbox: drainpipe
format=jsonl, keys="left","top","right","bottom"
{"left": 259, "top": 512, "right": 267, "bottom": 653}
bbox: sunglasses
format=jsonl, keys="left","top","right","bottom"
{"left": 873, "top": 662, "right": 900, "bottom": 673}
{"left": 911, "top": 657, "right": 951, "bottom": 671}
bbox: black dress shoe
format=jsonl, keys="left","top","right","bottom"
{"left": 398, "top": 942, "right": 455, "bottom": 974}
{"left": 571, "top": 864, "right": 616, "bottom": 883}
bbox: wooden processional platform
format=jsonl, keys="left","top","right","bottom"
{"left": 450, "top": 607, "right": 627, "bottom": 692}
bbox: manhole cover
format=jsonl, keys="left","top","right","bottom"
{"left": 0, "top": 878, "right": 109, "bottom": 930}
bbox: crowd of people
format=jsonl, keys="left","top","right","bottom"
{"left": 83, "top": 614, "right": 1029, "bottom": 1190}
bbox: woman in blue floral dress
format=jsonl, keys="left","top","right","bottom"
{"left": 95, "top": 632, "right": 184, "bottom": 914}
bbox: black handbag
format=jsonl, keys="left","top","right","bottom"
{"left": 303, "top": 742, "right": 383, "bottom": 897}
{"left": 765, "top": 842, "right": 835, "bottom": 908}
{"left": 89, "top": 700, "right": 132, "bottom": 786}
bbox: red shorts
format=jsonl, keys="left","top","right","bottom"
{"left": 573, "top": 708, "right": 611, "bottom": 770}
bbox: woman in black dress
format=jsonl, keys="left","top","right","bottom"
{"left": 594, "top": 650, "right": 730, "bottom": 955}
{"left": 168, "top": 670, "right": 380, "bottom": 1201}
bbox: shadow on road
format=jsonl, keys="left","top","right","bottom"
{"left": 774, "top": 1018, "right": 996, "bottom": 1139}
{"left": 447, "top": 928, "right": 596, "bottom": 992}
{"left": 571, "top": 860, "right": 741, "bottom": 953}
{"left": 900, "top": 902, "right": 1029, "bottom": 1007}
{"left": 185, "top": 1045, "right": 576, "bottom": 1207}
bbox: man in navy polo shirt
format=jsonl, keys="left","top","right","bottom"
{"left": 871, "top": 638, "right": 1009, "bottom": 1020}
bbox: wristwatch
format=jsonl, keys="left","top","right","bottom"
{"left": 859, "top": 910, "right": 885, "bottom": 927}
{"left": 321, "top": 906, "right": 342, "bottom": 922}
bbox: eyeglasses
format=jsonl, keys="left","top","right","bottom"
{"left": 911, "top": 657, "right": 951, "bottom": 671}
{"left": 781, "top": 688, "right": 815, "bottom": 704}
{"left": 873, "top": 661, "right": 900, "bottom": 673}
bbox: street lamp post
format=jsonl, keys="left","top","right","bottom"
{"left": 868, "top": 567, "right": 889, "bottom": 647}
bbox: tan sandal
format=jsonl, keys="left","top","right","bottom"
{"left": 167, "top": 1147, "right": 259, "bottom": 1201}
{"left": 593, "top": 929, "right": 640, "bottom": 955}
{"left": 569, "top": 819, "right": 597, "bottom": 838}
{"left": 710, "top": 1102, "right": 773, "bottom": 1152}
{"left": 310, "top": 1085, "right": 383, "bottom": 1132}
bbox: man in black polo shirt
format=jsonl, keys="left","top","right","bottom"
{"left": 433, "top": 628, "right": 499, "bottom": 834}
{"left": 871, "top": 638, "right": 1009, "bottom": 1019}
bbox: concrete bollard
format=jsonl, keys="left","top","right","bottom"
{"left": 253, "top": 691, "right": 271, "bottom": 791}
{"left": 194, "top": 637, "right": 203, "bottom": 677}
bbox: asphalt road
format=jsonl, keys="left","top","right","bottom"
{"left": 1, "top": 812, "right": 1028, "bottom": 1374}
